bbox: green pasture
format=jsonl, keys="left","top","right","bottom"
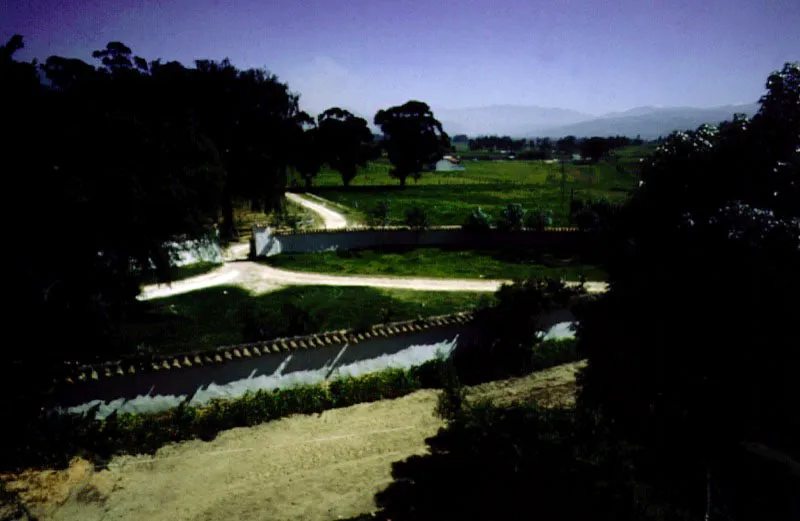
{"left": 122, "top": 285, "right": 492, "bottom": 354}
{"left": 263, "top": 247, "right": 607, "bottom": 281}
{"left": 297, "top": 147, "right": 647, "bottom": 226}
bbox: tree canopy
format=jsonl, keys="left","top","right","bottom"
{"left": 374, "top": 101, "right": 450, "bottom": 186}
{"left": 317, "top": 108, "right": 376, "bottom": 186}
{"left": 2, "top": 35, "right": 307, "bottom": 413}
{"left": 573, "top": 61, "right": 800, "bottom": 517}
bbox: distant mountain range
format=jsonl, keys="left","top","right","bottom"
{"left": 432, "top": 103, "right": 761, "bottom": 139}
{"left": 434, "top": 105, "right": 591, "bottom": 138}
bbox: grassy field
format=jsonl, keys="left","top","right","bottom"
{"left": 263, "top": 246, "right": 607, "bottom": 281}
{"left": 298, "top": 150, "right": 645, "bottom": 226}
{"left": 122, "top": 285, "right": 493, "bottom": 354}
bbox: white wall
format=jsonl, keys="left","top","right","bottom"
{"left": 253, "top": 227, "right": 579, "bottom": 257}
{"left": 166, "top": 232, "right": 223, "bottom": 266}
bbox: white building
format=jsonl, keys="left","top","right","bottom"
{"left": 435, "top": 156, "right": 466, "bottom": 172}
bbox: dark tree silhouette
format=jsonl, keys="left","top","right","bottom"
{"left": 316, "top": 107, "right": 375, "bottom": 187}
{"left": 291, "top": 113, "right": 324, "bottom": 189}
{"left": 191, "top": 59, "right": 305, "bottom": 235}
{"left": 373, "top": 101, "right": 450, "bottom": 186}
{"left": 574, "top": 62, "right": 800, "bottom": 519}
{"left": 2, "top": 36, "right": 303, "bottom": 436}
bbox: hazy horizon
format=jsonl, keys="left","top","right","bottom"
{"left": 3, "top": 0, "right": 798, "bottom": 118}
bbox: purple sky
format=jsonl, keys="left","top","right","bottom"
{"left": 4, "top": 0, "right": 799, "bottom": 117}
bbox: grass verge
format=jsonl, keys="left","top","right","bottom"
{"left": 123, "top": 285, "right": 493, "bottom": 354}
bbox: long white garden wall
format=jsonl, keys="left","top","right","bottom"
{"left": 55, "top": 306, "right": 577, "bottom": 419}
{"left": 252, "top": 225, "right": 580, "bottom": 257}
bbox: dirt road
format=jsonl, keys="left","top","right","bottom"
{"left": 6, "top": 363, "right": 584, "bottom": 521}
{"left": 139, "top": 259, "right": 607, "bottom": 300}
{"left": 139, "top": 195, "right": 608, "bottom": 300}
{"left": 286, "top": 192, "right": 348, "bottom": 229}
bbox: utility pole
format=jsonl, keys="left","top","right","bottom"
{"left": 561, "top": 154, "right": 567, "bottom": 217}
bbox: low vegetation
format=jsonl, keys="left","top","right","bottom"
{"left": 123, "top": 285, "right": 492, "bottom": 354}
{"left": 262, "top": 246, "right": 606, "bottom": 281}
{"left": 139, "top": 261, "right": 221, "bottom": 285}
{"left": 307, "top": 156, "right": 635, "bottom": 227}
{"left": 6, "top": 337, "right": 578, "bottom": 472}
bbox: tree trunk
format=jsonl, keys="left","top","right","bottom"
{"left": 304, "top": 177, "right": 312, "bottom": 190}
{"left": 399, "top": 176, "right": 406, "bottom": 187}
{"left": 221, "top": 190, "right": 237, "bottom": 241}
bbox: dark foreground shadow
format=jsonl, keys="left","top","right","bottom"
{"left": 349, "top": 401, "right": 800, "bottom": 521}
{"left": 365, "top": 404, "right": 645, "bottom": 521}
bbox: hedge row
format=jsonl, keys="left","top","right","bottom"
{"left": 6, "top": 361, "right": 446, "bottom": 471}
{"left": 6, "top": 339, "right": 578, "bottom": 471}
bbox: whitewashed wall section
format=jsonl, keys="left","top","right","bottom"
{"left": 59, "top": 320, "right": 475, "bottom": 419}
{"left": 56, "top": 307, "right": 578, "bottom": 419}
{"left": 252, "top": 226, "right": 580, "bottom": 257}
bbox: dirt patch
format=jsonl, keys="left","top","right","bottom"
{"left": 7, "top": 362, "right": 583, "bottom": 521}
{"left": 1, "top": 457, "right": 115, "bottom": 519}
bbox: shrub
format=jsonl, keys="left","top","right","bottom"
{"left": 524, "top": 208, "right": 554, "bottom": 231}
{"left": 497, "top": 204, "right": 526, "bottom": 231}
{"left": 404, "top": 205, "right": 429, "bottom": 230}
{"left": 574, "top": 198, "right": 621, "bottom": 232}
{"left": 368, "top": 200, "right": 391, "bottom": 227}
{"left": 435, "top": 359, "right": 466, "bottom": 422}
{"left": 462, "top": 207, "right": 493, "bottom": 233}
{"left": 330, "top": 368, "right": 421, "bottom": 407}
{"left": 531, "top": 338, "right": 578, "bottom": 369}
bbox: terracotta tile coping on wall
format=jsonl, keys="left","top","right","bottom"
{"left": 59, "top": 311, "right": 477, "bottom": 385}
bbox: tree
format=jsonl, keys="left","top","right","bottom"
{"left": 2, "top": 36, "right": 227, "bottom": 437}
{"left": 316, "top": 107, "right": 375, "bottom": 187}
{"left": 373, "top": 101, "right": 450, "bottom": 186}
{"left": 190, "top": 59, "right": 306, "bottom": 235}
{"left": 579, "top": 136, "right": 615, "bottom": 162}
{"left": 290, "top": 113, "right": 323, "bottom": 189}
{"left": 556, "top": 135, "right": 578, "bottom": 157}
{"left": 574, "top": 62, "right": 800, "bottom": 519}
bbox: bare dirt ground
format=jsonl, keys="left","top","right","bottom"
{"left": 3, "top": 362, "right": 585, "bottom": 521}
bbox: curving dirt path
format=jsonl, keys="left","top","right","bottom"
{"left": 286, "top": 192, "right": 348, "bottom": 229}
{"left": 139, "top": 194, "right": 608, "bottom": 300}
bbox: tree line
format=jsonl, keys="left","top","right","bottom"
{"left": 1, "top": 35, "right": 449, "bottom": 409}
{"left": 459, "top": 134, "right": 646, "bottom": 161}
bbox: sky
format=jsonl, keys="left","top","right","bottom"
{"left": 3, "top": 0, "right": 799, "bottom": 118}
